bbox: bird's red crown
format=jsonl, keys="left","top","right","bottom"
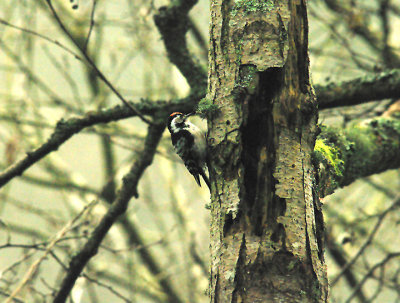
{"left": 170, "top": 112, "right": 183, "bottom": 117}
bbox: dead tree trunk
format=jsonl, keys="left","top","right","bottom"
{"left": 207, "top": 0, "right": 328, "bottom": 302}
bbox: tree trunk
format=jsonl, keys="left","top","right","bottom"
{"left": 207, "top": 0, "right": 328, "bottom": 302}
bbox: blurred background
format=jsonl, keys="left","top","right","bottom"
{"left": 0, "top": 0, "right": 399, "bottom": 302}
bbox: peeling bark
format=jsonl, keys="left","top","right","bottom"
{"left": 208, "top": 0, "right": 328, "bottom": 302}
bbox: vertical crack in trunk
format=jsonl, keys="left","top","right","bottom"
{"left": 242, "top": 67, "right": 283, "bottom": 236}
{"left": 208, "top": 0, "right": 328, "bottom": 301}
{"left": 231, "top": 233, "right": 247, "bottom": 302}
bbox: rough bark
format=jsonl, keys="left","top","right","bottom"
{"left": 208, "top": 0, "right": 328, "bottom": 302}
{"left": 316, "top": 69, "right": 400, "bottom": 109}
{"left": 315, "top": 116, "right": 400, "bottom": 197}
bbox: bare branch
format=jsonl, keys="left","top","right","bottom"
{"left": 0, "top": 18, "right": 83, "bottom": 61}
{"left": 83, "top": 0, "right": 97, "bottom": 52}
{"left": 0, "top": 291, "right": 24, "bottom": 303}
{"left": 45, "top": 0, "right": 152, "bottom": 124}
{"left": 317, "top": 69, "right": 400, "bottom": 109}
{"left": 0, "top": 94, "right": 200, "bottom": 189}
{"left": 330, "top": 197, "right": 400, "bottom": 287}
{"left": 345, "top": 252, "right": 400, "bottom": 303}
{"left": 153, "top": 0, "right": 207, "bottom": 93}
{"left": 52, "top": 123, "right": 165, "bottom": 303}
{"left": 118, "top": 216, "right": 184, "bottom": 303}
{"left": 323, "top": 0, "right": 400, "bottom": 67}
{"left": 0, "top": 39, "right": 67, "bottom": 104}
{"left": 0, "top": 106, "right": 130, "bottom": 188}
{"left": 326, "top": 231, "right": 367, "bottom": 302}
{"left": 5, "top": 201, "right": 96, "bottom": 303}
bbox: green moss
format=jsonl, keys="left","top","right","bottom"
{"left": 196, "top": 97, "right": 219, "bottom": 119}
{"left": 313, "top": 130, "right": 347, "bottom": 196}
{"left": 311, "top": 279, "right": 322, "bottom": 301}
{"left": 315, "top": 118, "right": 400, "bottom": 197}
{"left": 231, "top": 0, "right": 273, "bottom": 17}
{"left": 237, "top": 65, "right": 259, "bottom": 94}
{"left": 287, "top": 259, "right": 298, "bottom": 271}
{"left": 314, "top": 139, "right": 344, "bottom": 177}
{"left": 344, "top": 118, "right": 400, "bottom": 174}
{"left": 367, "top": 118, "right": 400, "bottom": 147}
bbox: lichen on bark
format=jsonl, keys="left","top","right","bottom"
{"left": 208, "top": 0, "right": 328, "bottom": 302}
{"left": 315, "top": 117, "right": 400, "bottom": 197}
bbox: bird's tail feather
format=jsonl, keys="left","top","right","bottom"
{"left": 193, "top": 174, "right": 202, "bottom": 187}
{"left": 199, "top": 170, "right": 211, "bottom": 191}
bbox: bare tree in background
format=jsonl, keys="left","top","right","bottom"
{"left": 0, "top": 0, "right": 400, "bottom": 302}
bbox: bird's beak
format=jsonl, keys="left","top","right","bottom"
{"left": 185, "top": 112, "right": 195, "bottom": 118}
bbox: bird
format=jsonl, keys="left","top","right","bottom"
{"left": 167, "top": 112, "right": 211, "bottom": 190}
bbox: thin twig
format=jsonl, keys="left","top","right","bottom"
{"left": 83, "top": 0, "right": 97, "bottom": 52}
{"left": 118, "top": 216, "right": 184, "bottom": 303}
{"left": 0, "top": 18, "right": 83, "bottom": 62}
{"left": 0, "top": 94, "right": 198, "bottom": 189}
{"left": 323, "top": 0, "right": 400, "bottom": 67}
{"left": 45, "top": 0, "right": 152, "bottom": 125}
{"left": 345, "top": 252, "right": 400, "bottom": 303}
{"left": 331, "top": 197, "right": 400, "bottom": 286}
{"left": 0, "top": 291, "right": 24, "bottom": 303}
{"left": 42, "top": 45, "right": 84, "bottom": 107}
{"left": 83, "top": 273, "right": 131, "bottom": 303}
{"left": 5, "top": 201, "right": 97, "bottom": 303}
{"left": 309, "top": 8, "right": 374, "bottom": 72}
{"left": 0, "top": 39, "right": 66, "bottom": 103}
{"left": 52, "top": 123, "right": 165, "bottom": 303}
{"left": 0, "top": 107, "right": 132, "bottom": 188}
{"left": 326, "top": 231, "right": 367, "bottom": 302}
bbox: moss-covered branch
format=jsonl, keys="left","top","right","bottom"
{"left": 0, "top": 96, "right": 201, "bottom": 189}
{"left": 314, "top": 117, "right": 400, "bottom": 197}
{"left": 316, "top": 69, "right": 400, "bottom": 109}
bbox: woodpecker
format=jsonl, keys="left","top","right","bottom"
{"left": 167, "top": 112, "right": 210, "bottom": 190}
